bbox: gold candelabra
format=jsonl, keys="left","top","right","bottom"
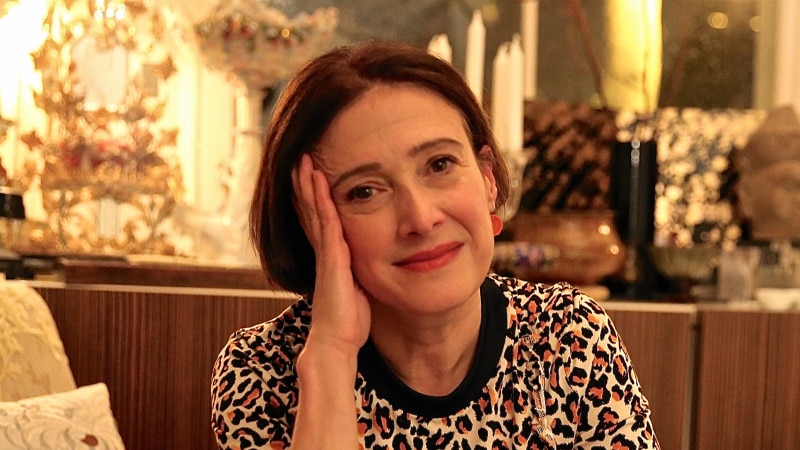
{"left": 15, "top": 0, "right": 184, "bottom": 255}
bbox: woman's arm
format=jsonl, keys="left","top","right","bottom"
{"left": 210, "top": 326, "right": 297, "bottom": 449}
{"left": 211, "top": 153, "right": 371, "bottom": 450}
{"left": 209, "top": 297, "right": 368, "bottom": 450}
{"left": 567, "top": 296, "right": 660, "bottom": 449}
{"left": 290, "top": 335, "right": 362, "bottom": 449}
{"left": 288, "top": 154, "right": 372, "bottom": 449}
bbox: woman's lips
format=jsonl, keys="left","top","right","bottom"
{"left": 394, "top": 242, "right": 463, "bottom": 272}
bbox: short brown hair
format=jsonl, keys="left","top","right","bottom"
{"left": 250, "top": 40, "right": 510, "bottom": 295}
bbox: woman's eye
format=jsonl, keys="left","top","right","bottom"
{"left": 430, "top": 156, "right": 455, "bottom": 173}
{"left": 346, "top": 185, "right": 375, "bottom": 201}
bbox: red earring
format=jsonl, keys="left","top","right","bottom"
{"left": 490, "top": 213, "right": 503, "bottom": 236}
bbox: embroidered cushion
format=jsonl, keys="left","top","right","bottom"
{"left": 0, "top": 383, "right": 125, "bottom": 449}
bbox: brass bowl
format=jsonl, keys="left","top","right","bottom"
{"left": 649, "top": 245, "right": 721, "bottom": 282}
{"left": 510, "top": 211, "right": 626, "bottom": 286}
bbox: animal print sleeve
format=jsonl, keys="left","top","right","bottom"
{"left": 210, "top": 325, "right": 298, "bottom": 450}
{"left": 566, "top": 296, "right": 661, "bottom": 450}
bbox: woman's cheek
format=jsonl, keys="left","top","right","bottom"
{"left": 340, "top": 215, "right": 381, "bottom": 251}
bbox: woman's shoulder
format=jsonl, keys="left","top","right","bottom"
{"left": 221, "top": 297, "right": 313, "bottom": 363}
{"left": 487, "top": 273, "right": 610, "bottom": 337}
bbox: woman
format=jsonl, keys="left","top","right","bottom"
{"left": 211, "top": 41, "right": 659, "bottom": 449}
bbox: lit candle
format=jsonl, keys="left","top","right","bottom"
{"left": 507, "top": 34, "right": 525, "bottom": 155}
{"left": 521, "top": 0, "right": 539, "bottom": 99}
{"left": 465, "top": 10, "right": 486, "bottom": 105}
{"left": 491, "top": 42, "right": 509, "bottom": 151}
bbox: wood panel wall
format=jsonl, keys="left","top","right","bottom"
{"left": 36, "top": 286, "right": 297, "bottom": 450}
{"left": 606, "top": 306, "right": 697, "bottom": 450}
{"left": 762, "top": 312, "right": 800, "bottom": 450}
{"left": 694, "top": 308, "right": 800, "bottom": 450}
{"left": 33, "top": 284, "right": 800, "bottom": 450}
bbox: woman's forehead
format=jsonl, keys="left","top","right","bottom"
{"left": 315, "top": 84, "right": 470, "bottom": 158}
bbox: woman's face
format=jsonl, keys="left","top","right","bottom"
{"left": 314, "top": 84, "right": 498, "bottom": 315}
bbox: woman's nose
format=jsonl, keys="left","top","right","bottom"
{"left": 395, "top": 185, "right": 444, "bottom": 236}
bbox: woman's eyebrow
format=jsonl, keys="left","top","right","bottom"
{"left": 330, "top": 162, "right": 382, "bottom": 191}
{"left": 408, "top": 137, "right": 464, "bottom": 157}
{"left": 329, "top": 137, "right": 466, "bottom": 190}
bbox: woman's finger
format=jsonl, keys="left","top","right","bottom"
{"left": 310, "top": 162, "right": 352, "bottom": 273}
{"left": 311, "top": 168, "right": 340, "bottom": 238}
{"left": 292, "top": 154, "right": 321, "bottom": 244}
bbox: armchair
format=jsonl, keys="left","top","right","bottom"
{"left": 0, "top": 282, "right": 126, "bottom": 449}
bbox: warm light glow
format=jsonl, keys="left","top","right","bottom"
{"left": 0, "top": 0, "right": 47, "bottom": 188}
{"left": 602, "top": 0, "right": 663, "bottom": 112}
{"left": 610, "top": 244, "right": 620, "bottom": 255}
{"left": 708, "top": 12, "right": 729, "bottom": 30}
{"left": 749, "top": 15, "right": 761, "bottom": 32}
{"left": 91, "top": 1, "right": 127, "bottom": 22}
{"left": 0, "top": 0, "right": 46, "bottom": 50}
{"left": 482, "top": 2, "right": 500, "bottom": 25}
{"left": 598, "top": 224, "right": 611, "bottom": 236}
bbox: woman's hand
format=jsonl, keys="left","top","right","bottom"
{"left": 292, "top": 153, "right": 371, "bottom": 356}
{"left": 290, "top": 153, "right": 370, "bottom": 449}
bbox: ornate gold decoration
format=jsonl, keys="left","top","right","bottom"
{"left": 16, "top": 0, "right": 184, "bottom": 255}
{"left": 194, "top": 1, "right": 337, "bottom": 91}
{"left": 0, "top": 0, "right": 18, "bottom": 18}
{"left": 0, "top": 116, "right": 11, "bottom": 144}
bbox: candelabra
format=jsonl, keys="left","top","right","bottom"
{"left": 17, "top": 0, "right": 185, "bottom": 255}
{"left": 0, "top": 0, "right": 17, "bottom": 147}
{"left": 0, "top": 116, "right": 10, "bottom": 144}
{"left": 0, "top": 0, "right": 17, "bottom": 17}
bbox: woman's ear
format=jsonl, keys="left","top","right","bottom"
{"left": 477, "top": 145, "right": 498, "bottom": 210}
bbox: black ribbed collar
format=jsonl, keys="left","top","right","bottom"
{"left": 356, "top": 277, "right": 507, "bottom": 418}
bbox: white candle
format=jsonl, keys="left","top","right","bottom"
{"left": 507, "top": 34, "right": 525, "bottom": 155}
{"left": 521, "top": 0, "right": 539, "bottom": 99}
{"left": 427, "top": 34, "right": 439, "bottom": 57}
{"left": 427, "top": 33, "right": 452, "bottom": 64}
{"left": 439, "top": 34, "right": 452, "bottom": 64}
{"left": 465, "top": 10, "right": 486, "bottom": 105}
{"left": 491, "top": 43, "right": 509, "bottom": 151}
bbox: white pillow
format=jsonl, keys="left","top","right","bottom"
{"left": 0, "top": 383, "right": 126, "bottom": 449}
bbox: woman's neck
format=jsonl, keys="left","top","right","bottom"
{"left": 368, "top": 294, "right": 482, "bottom": 396}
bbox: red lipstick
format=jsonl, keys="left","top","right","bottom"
{"left": 395, "top": 242, "right": 463, "bottom": 272}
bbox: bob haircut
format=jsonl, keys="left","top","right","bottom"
{"left": 250, "top": 40, "right": 511, "bottom": 295}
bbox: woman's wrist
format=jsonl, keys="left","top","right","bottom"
{"left": 296, "top": 332, "right": 360, "bottom": 383}
{"left": 292, "top": 333, "right": 361, "bottom": 449}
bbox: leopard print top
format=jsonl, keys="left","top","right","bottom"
{"left": 210, "top": 274, "right": 660, "bottom": 449}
